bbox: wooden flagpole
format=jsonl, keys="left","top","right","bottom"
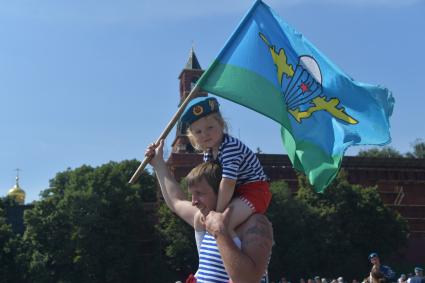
{"left": 128, "top": 85, "right": 201, "bottom": 184}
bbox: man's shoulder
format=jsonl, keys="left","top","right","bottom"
{"left": 248, "top": 213, "right": 271, "bottom": 224}
{"left": 238, "top": 214, "right": 273, "bottom": 241}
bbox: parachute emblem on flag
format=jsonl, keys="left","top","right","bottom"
{"left": 259, "top": 32, "right": 358, "bottom": 124}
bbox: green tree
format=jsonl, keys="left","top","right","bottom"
{"left": 358, "top": 146, "right": 403, "bottom": 158}
{"left": 155, "top": 179, "right": 198, "bottom": 282}
{"left": 156, "top": 203, "right": 197, "bottom": 281}
{"left": 266, "top": 181, "right": 321, "bottom": 279}
{"left": 23, "top": 160, "right": 160, "bottom": 283}
{"left": 297, "top": 172, "right": 407, "bottom": 278}
{"left": 266, "top": 172, "right": 408, "bottom": 281}
{"left": 0, "top": 198, "right": 28, "bottom": 283}
{"left": 405, "top": 139, "right": 425, "bottom": 158}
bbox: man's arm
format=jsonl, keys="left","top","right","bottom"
{"left": 147, "top": 140, "right": 198, "bottom": 227}
{"left": 205, "top": 210, "right": 273, "bottom": 283}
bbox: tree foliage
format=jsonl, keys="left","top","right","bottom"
{"left": 22, "top": 160, "right": 159, "bottom": 283}
{"left": 266, "top": 181, "right": 320, "bottom": 278}
{"left": 357, "top": 139, "right": 425, "bottom": 159}
{"left": 0, "top": 200, "right": 16, "bottom": 280}
{"left": 0, "top": 198, "right": 27, "bottom": 283}
{"left": 358, "top": 146, "right": 403, "bottom": 158}
{"left": 156, "top": 179, "right": 198, "bottom": 282}
{"left": 156, "top": 203, "right": 197, "bottom": 281}
{"left": 267, "top": 172, "right": 408, "bottom": 281}
{"left": 0, "top": 158, "right": 411, "bottom": 282}
{"left": 405, "top": 139, "right": 425, "bottom": 158}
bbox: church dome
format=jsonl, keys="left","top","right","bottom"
{"left": 7, "top": 175, "right": 26, "bottom": 205}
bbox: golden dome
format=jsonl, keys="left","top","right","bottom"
{"left": 7, "top": 174, "right": 26, "bottom": 205}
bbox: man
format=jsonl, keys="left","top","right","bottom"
{"left": 146, "top": 140, "right": 273, "bottom": 283}
{"left": 368, "top": 252, "right": 395, "bottom": 282}
{"left": 409, "top": 267, "right": 425, "bottom": 283}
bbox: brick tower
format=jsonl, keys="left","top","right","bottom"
{"left": 171, "top": 47, "right": 208, "bottom": 153}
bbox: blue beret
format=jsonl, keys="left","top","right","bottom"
{"left": 415, "top": 267, "right": 423, "bottom": 272}
{"left": 368, "top": 252, "right": 378, "bottom": 260}
{"left": 181, "top": 97, "right": 220, "bottom": 129}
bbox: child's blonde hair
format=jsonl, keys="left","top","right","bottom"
{"left": 186, "top": 112, "right": 228, "bottom": 151}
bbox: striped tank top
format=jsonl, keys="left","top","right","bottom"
{"left": 195, "top": 232, "right": 269, "bottom": 283}
{"left": 195, "top": 232, "right": 240, "bottom": 283}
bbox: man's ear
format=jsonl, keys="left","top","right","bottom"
{"left": 200, "top": 214, "right": 206, "bottom": 225}
{"left": 194, "top": 210, "right": 205, "bottom": 230}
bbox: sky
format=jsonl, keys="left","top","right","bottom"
{"left": 1, "top": 0, "right": 424, "bottom": 203}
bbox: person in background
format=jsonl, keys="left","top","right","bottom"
{"left": 368, "top": 252, "right": 396, "bottom": 282}
{"left": 409, "top": 267, "right": 425, "bottom": 283}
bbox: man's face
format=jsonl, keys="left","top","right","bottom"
{"left": 370, "top": 256, "right": 380, "bottom": 265}
{"left": 189, "top": 178, "right": 218, "bottom": 217}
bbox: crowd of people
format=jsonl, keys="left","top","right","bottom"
{"left": 273, "top": 253, "right": 424, "bottom": 283}
{"left": 274, "top": 276, "right": 352, "bottom": 283}
{"left": 365, "top": 253, "right": 424, "bottom": 283}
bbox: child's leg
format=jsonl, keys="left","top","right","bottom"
{"left": 227, "top": 197, "right": 254, "bottom": 233}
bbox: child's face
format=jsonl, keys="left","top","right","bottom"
{"left": 190, "top": 115, "right": 224, "bottom": 150}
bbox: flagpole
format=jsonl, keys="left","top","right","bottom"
{"left": 128, "top": 85, "right": 201, "bottom": 184}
